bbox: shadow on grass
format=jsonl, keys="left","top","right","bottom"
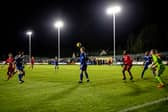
{"left": 88, "top": 79, "right": 116, "bottom": 87}
{"left": 123, "top": 82, "right": 148, "bottom": 96}
{"left": 46, "top": 83, "right": 80, "bottom": 101}
{"left": 25, "top": 83, "right": 80, "bottom": 112}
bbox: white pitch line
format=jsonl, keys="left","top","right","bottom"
{"left": 118, "top": 97, "right": 168, "bottom": 112}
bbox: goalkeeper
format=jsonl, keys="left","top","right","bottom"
{"left": 150, "top": 49, "right": 165, "bottom": 88}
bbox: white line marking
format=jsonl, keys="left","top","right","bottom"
{"left": 118, "top": 97, "right": 168, "bottom": 112}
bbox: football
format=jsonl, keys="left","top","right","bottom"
{"left": 76, "top": 42, "right": 82, "bottom": 48}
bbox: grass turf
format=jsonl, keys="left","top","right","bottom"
{"left": 0, "top": 65, "right": 168, "bottom": 112}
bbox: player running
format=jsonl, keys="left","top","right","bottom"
{"left": 14, "top": 51, "right": 25, "bottom": 84}
{"left": 79, "top": 47, "right": 90, "bottom": 83}
{"left": 141, "top": 51, "right": 153, "bottom": 78}
{"left": 122, "top": 50, "right": 133, "bottom": 80}
{"left": 150, "top": 49, "right": 165, "bottom": 88}
{"left": 5, "top": 53, "right": 16, "bottom": 80}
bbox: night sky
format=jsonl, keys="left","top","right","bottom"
{"left": 0, "top": 0, "right": 168, "bottom": 57}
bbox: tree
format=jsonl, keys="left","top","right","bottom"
{"left": 127, "top": 24, "right": 162, "bottom": 53}
{"left": 127, "top": 33, "right": 136, "bottom": 53}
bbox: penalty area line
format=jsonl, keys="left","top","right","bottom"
{"left": 118, "top": 97, "right": 168, "bottom": 112}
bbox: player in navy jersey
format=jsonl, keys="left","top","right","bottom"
{"left": 54, "top": 56, "right": 59, "bottom": 70}
{"left": 14, "top": 51, "right": 25, "bottom": 84}
{"left": 141, "top": 51, "right": 153, "bottom": 78}
{"left": 79, "top": 47, "right": 90, "bottom": 83}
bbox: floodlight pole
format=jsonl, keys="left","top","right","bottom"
{"left": 57, "top": 27, "right": 61, "bottom": 62}
{"left": 54, "top": 20, "right": 63, "bottom": 63}
{"left": 106, "top": 6, "right": 121, "bottom": 63}
{"left": 29, "top": 34, "right": 31, "bottom": 63}
{"left": 113, "top": 13, "right": 116, "bottom": 63}
{"left": 26, "top": 31, "right": 32, "bottom": 63}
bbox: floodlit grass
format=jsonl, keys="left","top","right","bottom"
{"left": 132, "top": 100, "right": 168, "bottom": 112}
{"left": 0, "top": 65, "right": 168, "bottom": 112}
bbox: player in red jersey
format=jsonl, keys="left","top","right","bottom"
{"left": 5, "top": 53, "right": 16, "bottom": 80}
{"left": 122, "top": 50, "right": 133, "bottom": 80}
{"left": 29, "top": 56, "right": 35, "bottom": 70}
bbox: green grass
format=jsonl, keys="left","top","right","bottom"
{"left": 0, "top": 65, "right": 168, "bottom": 112}
{"left": 131, "top": 100, "right": 168, "bottom": 112}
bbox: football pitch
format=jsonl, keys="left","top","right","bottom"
{"left": 0, "top": 65, "right": 168, "bottom": 112}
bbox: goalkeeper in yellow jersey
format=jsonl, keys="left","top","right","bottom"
{"left": 150, "top": 49, "right": 165, "bottom": 88}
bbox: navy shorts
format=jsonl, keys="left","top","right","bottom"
{"left": 80, "top": 64, "right": 87, "bottom": 71}
{"left": 144, "top": 64, "right": 148, "bottom": 69}
{"left": 144, "top": 62, "right": 151, "bottom": 69}
{"left": 16, "top": 66, "right": 23, "bottom": 71}
{"left": 55, "top": 62, "right": 58, "bottom": 66}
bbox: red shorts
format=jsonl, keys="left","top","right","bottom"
{"left": 7, "top": 67, "right": 15, "bottom": 75}
{"left": 123, "top": 64, "right": 132, "bottom": 71}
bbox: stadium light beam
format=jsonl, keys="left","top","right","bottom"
{"left": 106, "top": 5, "right": 121, "bottom": 63}
{"left": 54, "top": 20, "right": 64, "bottom": 63}
{"left": 26, "top": 31, "right": 33, "bottom": 63}
{"left": 54, "top": 20, "right": 64, "bottom": 28}
{"left": 106, "top": 6, "right": 121, "bottom": 15}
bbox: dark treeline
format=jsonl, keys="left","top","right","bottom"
{"left": 126, "top": 24, "right": 168, "bottom": 53}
